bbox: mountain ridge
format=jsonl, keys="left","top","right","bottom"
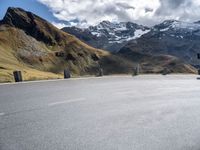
{"left": 119, "top": 19, "right": 200, "bottom": 66}
{"left": 0, "top": 7, "right": 111, "bottom": 81}
{"left": 62, "top": 21, "right": 150, "bottom": 52}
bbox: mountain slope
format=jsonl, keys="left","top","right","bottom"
{"left": 62, "top": 21, "right": 150, "bottom": 52}
{"left": 0, "top": 7, "right": 110, "bottom": 82}
{"left": 119, "top": 20, "right": 200, "bottom": 67}
{"left": 0, "top": 25, "right": 64, "bottom": 82}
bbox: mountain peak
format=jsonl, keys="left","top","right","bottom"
{"left": 3, "top": 7, "right": 42, "bottom": 26}
{"left": 2, "top": 7, "right": 67, "bottom": 45}
{"left": 162, "top": 19, "right": 179, "bottom": 24}
{"left": 154, "top": 20, "right": 179, "bottom": 28}
{"left": 62, "top": 20, "right": 150, "bottom": 52}
{"left": 153, "top": 19, "right": 200, "bottom": 32}
{"left": 194, "top": 20, "right": 200, "bottom": 24}
{"left": 100, "top": 20, "right": 111, "bottom": 25}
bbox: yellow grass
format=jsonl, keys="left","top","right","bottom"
{"left": 0, "top": 31, "right": 63, "bottom": 82}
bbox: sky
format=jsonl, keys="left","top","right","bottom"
{"left": 1, "top": 0, "right": 200, "bottom": 28}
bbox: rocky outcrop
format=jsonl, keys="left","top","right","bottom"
{"left": 2, "top": 7, "right": 67, "bottom": 45}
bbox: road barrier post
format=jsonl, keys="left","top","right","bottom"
{"left": 162, "top": 68, "right": 169, "bottom": 75}
{"left": 98, "top": 68, "right": 104, "bottom": 76}
{"left": 13, "top": 71, "right": 23, "bottom": 82}
{"left": 197, "top": 54, "right": 200, "bottom": 76}
{"left": 197, "top": 53, "right": 200, "bottom": 59}
{"left": 64, "top": 69, "right": 71, "bottom": 79}
{"left": 137, "top": 64, "right": 140, "bottom": 75}
{"left": 133, "top": 64, "right": 140, "bottom": 76}
{"left": 198, "top": 69, "right": 200, "bottom": 75}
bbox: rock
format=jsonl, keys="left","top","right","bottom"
{"left": 2, "top": 7, "right": 65, "bottom": 45}
{"left": 66, "top": 54, "right": 76, "bottom": 61}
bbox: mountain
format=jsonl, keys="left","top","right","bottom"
{"left": 119, "top": 20, "right": 200, "bottom": 67}
{"left": 62, "top": 21, "right": 150, "bottom": 52}
{"left": 0, "top": 8, "right": 196, "bottom": 82}
{"left": 0, "top": 7, "right": 110, "bottom": 82}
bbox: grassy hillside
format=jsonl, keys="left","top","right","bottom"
{"left": 0, "top": 25, "right": 109, "bottom": 82}
{"left": 0, "top": 7, "right": 110, "bottom": 82}
{"left": 0, "top": 27, "right": 62, "bottom": 82}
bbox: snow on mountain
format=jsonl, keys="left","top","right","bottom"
{"left": 119, "top": 19, "right": 200, "bottom": 66}
{"left": 89, "top": 21, "right": 150, "bottom": 44}
{"left": 62, "top": 21, "right": 150, "bottom": 52}
{"left": 131, "top": 29, "right": 150, "bottom": 39}
{"left": 154, "top": 20, "right": 200, "bottom": 32}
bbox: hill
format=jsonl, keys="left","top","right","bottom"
{"left": 0, "top": 7, "right": 110, "bottom": 82}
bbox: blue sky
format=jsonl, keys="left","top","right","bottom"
{"left": 1, "top": 0, "right": 200, "bottom": 28}
{"left": 0, "top": 0, "right": 56, "bottom": 22}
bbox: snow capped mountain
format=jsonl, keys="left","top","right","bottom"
{"left": 62, "top": 21, "right": 150, "bottom": 52}
{"left": 119, "top": 19, "right": 200, "bottom": 66}
{"left": 149, "top": 20, "right": 200, "bottom": 40}
{"left": 157, "top": 20, "right": 200, "bottom": 31}
{"left": 89, "top": 21, "right": 150, "bottom": 44}
{"left": 62, "top": 19, "right": 200, "bottom": 67}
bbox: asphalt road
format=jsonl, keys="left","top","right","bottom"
{"left": 1, "top": 75, "right": 200, "bottom": 150}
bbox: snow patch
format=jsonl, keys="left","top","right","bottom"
{"left": 171, "top": 21, "right": 200, "bottom": 31}
{"left": 160, "top": 27, "right": 169, "bottom": 32}
{"left": 133, "top": 29, "right": 150, "bottom": 39}
{"left": 108, "top": 29, "right": 150, "bottom": 43}
{"left": 91, "top": 31, "right": 101, "bottom": 37}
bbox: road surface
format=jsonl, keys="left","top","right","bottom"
{"left": 0, "top": 75, "right": 200, "bottom": 150}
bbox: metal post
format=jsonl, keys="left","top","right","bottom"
{"left": 64, "top": 69, "right": 71, "bottom": 79}
{"left": 133, "top": 64, "right": 140, "bottom": 76}
{"left": 136, "top": 64, "right": 140, "bottom": 75}
{"left": 198, "top": 70, "right": 200, "bottom": 75}
{"left": 13, "top": 71, "right": 23, "bottom": 82}
{"left": 98, "top": 68, "right": 103, "bottom": 77}
{"left": 197, "top": 53, "right": 200, "bottom": 59}
{"left": 197, "top": 54, "right": 200, "bottom": 76}
{"left": 162, "top": 68, "right": 168, "bottom": 75}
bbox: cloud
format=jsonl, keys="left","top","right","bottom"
{"left": 37, "top": 0, "right": 200, "bottom": 27}
{"left": 154, "top": 0, "right": 200, "bottom": 22}
{"left": 116, "top": 2, "right": 135, "bottom": 10}
{"left": 52, "top": 22, "right": 68, "bottom": 29}
{"left": 145, "top": 8, "right": 154, "bottom": 13}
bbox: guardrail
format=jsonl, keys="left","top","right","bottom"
{"left": 13, "top": 71, "right": 23, "bottom": 82}
{"left": 64, "top": 69, "right": 71, "bottom": 79}
{"left": 12, "top": 64, "right": 143, "bottom": 82}
{"left": 132, "top": 64, "right": 140, "bottom": 76}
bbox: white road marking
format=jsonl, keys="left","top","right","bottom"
{"left": 48, "top": 98, "right": 86, "bottom": 106}
{"left": 116, "top": 91, "right": 136, "bottom": 95}
{"left": 0, "top": 112, "right": 5, "bottom": 116}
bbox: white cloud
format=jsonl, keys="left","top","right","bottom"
{"left": 38, "top": 0, "right": 200, "bottom": 27}
{"left": 52, "top": 22, "right": 68, "bottom": 29}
